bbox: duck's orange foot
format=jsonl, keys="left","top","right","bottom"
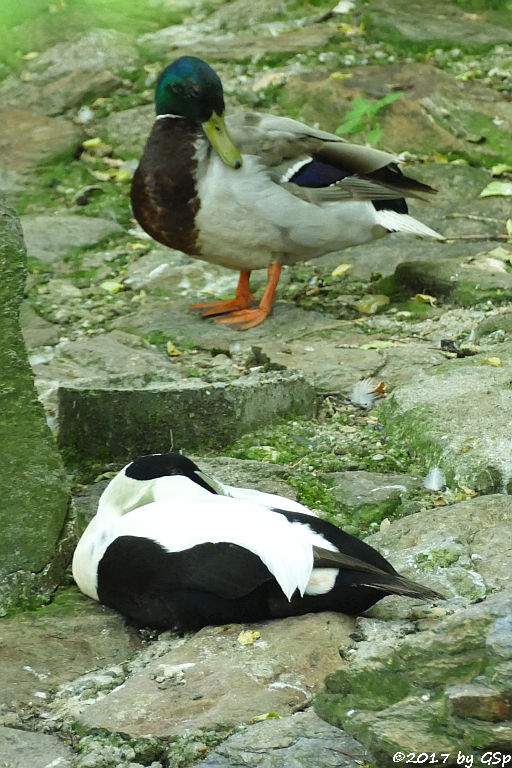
{"left": 189, "top": 295, "right": 255, "bottom": 317}
{"left": 215, "top": 307, "right": 270, "bottom": 330}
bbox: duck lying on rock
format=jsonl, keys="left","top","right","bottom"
{"left": 131, "top": 55, "right": 443, "bottom": 329}
{"left": 72, "top": 452, "right": 443, "bottom": 630}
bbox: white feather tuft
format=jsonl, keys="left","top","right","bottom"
{"left": 423, "top": 467, "right": 446, "bottom": 491}
{"left": 350, "top": 378, "right": 381, "bottom": 409}
{"left": 375, "top": 210, "right": 444, "bottom": 240}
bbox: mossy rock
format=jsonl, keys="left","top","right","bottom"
{"left": 0, "top": 202, "right": 71, "bottom": 615}
{"left": 393, "top": 257, "right": 512, "bottom": 307}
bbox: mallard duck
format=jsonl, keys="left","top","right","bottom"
{"left": 131, "top": 56, "right": 443, "bottom": 330}
{"left": 72, "top": 452, "right": 443, "bottom": 630}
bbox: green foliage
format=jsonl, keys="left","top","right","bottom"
{"left": 0, "top": 0, "right": 188, "bottom": 73}
{"left": 335, "top": 93, "right": 403, "bottom": 146}
{"left": 453, "top": 0, "right": 510, "bottom": 8}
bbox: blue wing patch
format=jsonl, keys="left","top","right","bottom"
{"left": 289, "top": 160, "right": 351, "bottom": 188}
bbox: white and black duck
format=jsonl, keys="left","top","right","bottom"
{"left": 72, "top": 453, "right": 443, "bottom": 630}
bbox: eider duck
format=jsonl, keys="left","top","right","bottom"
{"left": 131, "top": 55, "right": 443, "bottom": 329}
{"left": 72, "top": 453, "right": 443, "bottom": 630}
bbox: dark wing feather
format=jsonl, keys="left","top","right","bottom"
{"left": 313, "top": 546, "right": 444, "bottom": 602}
{"left": 227, "top": 113, "right": 437, "bottom": 205}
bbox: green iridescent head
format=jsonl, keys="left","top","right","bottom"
{"left": 155, "top": 56, "right": 242, "bottom": 169}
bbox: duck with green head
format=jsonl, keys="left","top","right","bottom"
{"left": 131, "top": 55, "right": 443, "bottom": 329}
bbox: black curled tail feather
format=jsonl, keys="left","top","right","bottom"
{"left": 312, "top": 546, "right": 444, "bottom": 602}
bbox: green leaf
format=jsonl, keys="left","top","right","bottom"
{"left": 335, "top": 118, "right": 364, "bottom": 135}
{"left": 374, "top": 91, "right": 403, "bottom": 111}
{"left": 348, "top": 97, "right": 374, "bottom": 118}
{"left": 366, "top": 127, "right": 382, "bottom": 146}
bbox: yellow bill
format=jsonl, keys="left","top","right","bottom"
{"left": 202, "top": 112, "right": 243, "bottom": 169}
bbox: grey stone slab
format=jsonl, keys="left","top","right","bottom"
{"left": 57, "top": 370, "right": 315, "bottom": 463}
{"left": 378, "top": 340, "right": 512, "bottom": 493}
{"left": 111, "top": 297, "right": 340, "bottom": 349}
{"left": 21, "top": 214, "right": 123, "bottom": 265}
{"left": 316, "top": 588, "right": 512, "bottom": 764}
{"left": 366, "top": 493, "right": 512, "bottom": 615}
{"left": 195, "top": 708, "right": 368, "bottom": 768}
{"left": 76, "top": 613, "right": 354, "bottom": 737}
{"left": 0, "top": 727, "right": 72, "bottom": 768}
{"left": 0, "top": 110, "right": 83, "bottom": 175}
{"left": 0, "top": 30, "right": 139, "bottom": 116}
{"left": 366, "top": 0, "right": 512, "bottom": 45}
{"left": 0, "top": 586, "right": 141, "bottom": 709}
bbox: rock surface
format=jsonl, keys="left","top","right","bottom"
{"left": 0, "top": 587, "right": 141, "bottom": 711}
{"left": 0, "top": 726, "right": 72, "bottom": 768}
{"left": 315, "top": 494, "right": 512, "bottom": 764}
{"left": 75, "top": 613, "right": 354, "bottom": 737}
{"left": 380, "top": 343, "right": 512, "bottom": 493}
{"left": 21, "top": 213, "right": 124, "bottom": 265}
{"left": 316, "top": 588, "right": 512, "bottom": 765}
{"left": 196, "top": 708, "right": 368, "bottom": 768}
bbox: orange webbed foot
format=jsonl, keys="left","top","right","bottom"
{"left": 215, "top": 307, "right": 270, "bottom": 330}
{"left": 189, "top": 295, "right": 256, "bottom": 317}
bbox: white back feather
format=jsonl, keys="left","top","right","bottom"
{"left": 374, "top": 210, "right": 444, "bottom": 240}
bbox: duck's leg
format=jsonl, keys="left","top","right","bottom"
{"left": 190, "top": 270, "right": 255, "bottom": 316}
{"left": 216, "top": 263, "right": 282, "bottom": 330}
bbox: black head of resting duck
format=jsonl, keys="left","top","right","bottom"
{"left": 72, "top": 452, "right": 443, "bottom": 631}
{"left": 131, "top": 55, "right": 443, "bottom": 330}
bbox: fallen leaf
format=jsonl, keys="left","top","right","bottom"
{"left": 459, "top": 485, "right": 477, "bottom": 498}
{"left": 491, "top": 163, "right": 512, "bottom": 177}
{"left": 331, "top": 263, "right": 352, "bottom": 277}
{"left": 353, "top": 294, "right": 389, "bottom": 314}
{"left": 166, "top": 341, "right": 182, "bottom": 357}
{"left": 251, "top": 712, "right": 281, "bottom": 723}
{"left": 89, "top": 170, "right": 112, "bottom": 182}
{"left": 412, "top": 293, "right": 437, "bottom": 305}
{"left": 22, "top": 51, "right": 39, "bottom": 60}
{"left": 99, "top": 280, "right": 124, "bottom": 294}
{"left": 330, "top": 71, "right": 353, "bottom": 80}
{"left": 237, "top": 630, "right": 261, "bottom": 646}
{"left": 82, "top": 137, "right": 103, "bottom": 149}
{"left": 482, "top": 357, "right": 502, "bottom": 367}
{"left": 359, "top": 340, "right": 397, "bottom": 349}
{"left": 479, "top": 181, "right": 512, "bottom": 198}
{"left": 111, "top": 168, "right": 132, "bottom": 183}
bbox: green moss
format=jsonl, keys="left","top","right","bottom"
{"left": 288, "top": 475, "right": 339, "bottom": 518}
{"left": 324, "top": 666, "right": 413, "bottom": 710}
{"left": 416, "top": 549, "right": 461, "bottom": 569}
{"left": 434, "top": 109, "right": 512, "bottom": 168}
{"left": 378, "top": 400, "right": 448, "bottom": 477}
{"left": 66, "top": 724, "right": 231, "bottom": 768}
